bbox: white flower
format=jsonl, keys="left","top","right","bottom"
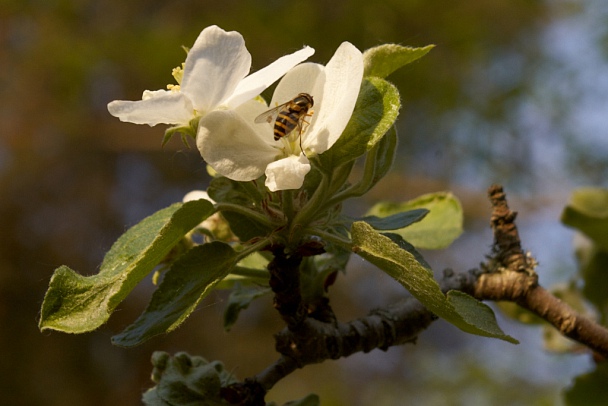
{"left": 107, "top": 25, "right": 314, "bottom": 132}
{"left": 197, "top": 42, "right": 363, "bottom": 191}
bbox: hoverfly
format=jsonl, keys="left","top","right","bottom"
{"left": 254, "top": 93, "right": 314, "bottom": 143}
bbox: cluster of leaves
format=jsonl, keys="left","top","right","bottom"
{"left": 39, "top": 43, "right": 520, "bottom": 404}
{"left": 144, "top": 351, "right": 319, "bottom": 406}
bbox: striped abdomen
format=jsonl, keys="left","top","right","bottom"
{"left": 273, "top": 93, "right": 314, "bottom": 141}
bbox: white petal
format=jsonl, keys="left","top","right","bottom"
{"left": 265, "top": 63, "right": 325, "bottom": 150}
{"left": 269, "top": 62, "right": 324, "bottom": 107}
{"left": 198, "top": 107, "right": 277, "bottom": 181}
{"left": 238, "top": 97, "right": 289, "bottom": 145}
{"left": 306, "top": 42, "right": 363, "bottom": 153}
{"left": 107, "top": 91, "right": 193, "bottom": 126}
{"left": 183, "top": 190, "right": 215, "bottom": 204}
{"left": 265, "top": 154, "right": 311, "bottom": 191}
{"left": 181, "top": 26, "right": 251, "bottom": 113}
{"left": 225, "top": 46, "right": 316, "bottom": 108}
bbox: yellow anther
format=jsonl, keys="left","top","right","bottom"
{"left": 171, "top": 63, "right": 185, "bottom": 84}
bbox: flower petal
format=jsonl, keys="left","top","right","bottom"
{"left": 271, "top": 63, "right": 326, "bottom": 148}
{"left": 198, "top": 103, "right": 277, "bottom": 181}
{"left": 265, "top": 154, "right": 311, "bottom": 191}
{"left": 305, "top": 42, "right": 363, "bottom": 153}
{"left": 181, "top": 26, "right": 251, "bottom": 113}
{"left": 269, "top": 62, "right": 325, "bottom": 107}
{"left": 225, "top": 46, "right": 316, "bottom": 108}
{"left": 107, "top": 90, "right": 193, "bottom": 126}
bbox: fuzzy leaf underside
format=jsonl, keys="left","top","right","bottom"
{"left": 39, "top": 200, "right": 214, "bottom": 334}
{"left": 382, "top": 232, "right": 432, "bottom": 271}
{"left": 351, "top": 221, "right": 518, "bottom": 344}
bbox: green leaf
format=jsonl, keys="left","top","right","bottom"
{"left": 223, "top": 283, "right": 272, "bottom": 331}
{"left": 578, "top": 248, "right": 608, "bottom": 323}
{"left": 319, "top": 77, "right": 400, "bottom": 169}
{"left": 564, "top": 362, "right": 608, "bottom": 406}
{"left": 356, "top": 209, "right": 428, "bottom": 230}
{"left": 39, "top": 200, "right": 215, "bottom": 334}
{"left": 363, "top": 44, "right": 435, "bottom": 79}
{"left": 351, "top": 221, "right": 518, "bottom": 344}
{"left": 561, "top": 187, "right": 608, "bottom": 251}
{"left": 446, "top": 290, "right": 518, "bottom": 341}
{"left": 112, "top": 242, "right": 237, "bottom": 347}
{"left": 382, "top": 232, "right": 432, "bottom": 271}
{"left": 367, "top": 192, "right": 463, "bottom": 249}
{"left": 214, "top": 251, "right": 271, "bottom": 290}
{"left": 362, "top": 124, "right": 398, "bottom": 191}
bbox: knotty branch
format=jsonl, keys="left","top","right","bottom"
{"left": 474, "top": 185, "right": 608, "bottom": 357}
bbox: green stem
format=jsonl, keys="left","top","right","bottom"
{"left": 215, "top": 202, "right": 274, "bottom": 229}
{"left": 290, "top": 171, "right": 330, "bottom": 236}
{"left": 305, "top": 227, "right": 352, "bottom": 252}
{"left": 331, "top": 143, "right": 379, "bottom": 202}
{"left": 314, "top": 140, "right": 381, "bottom": 213}
{"left": 230, "top": 266, "right": 269, "bottom": 279}
{"left": 281, "top": 189, "right": 294, "bottom": 223}
{"left": 236, "top": 237, "right": 272, "bottom": 260}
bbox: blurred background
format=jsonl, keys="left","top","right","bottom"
{"left": 2, "top": 0, "right": 608, "bottom": 404}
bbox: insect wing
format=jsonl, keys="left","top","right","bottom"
{"left": 254, "top": 102, "right": 288, "bottom": 124}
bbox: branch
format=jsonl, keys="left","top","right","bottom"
{"left": 267, "top": 247, "right": 307, "bottom": 329}
{"left": 222, "top": 184, "right": 608, "bottom": 404}
{"left": 270, "top": 270, "right": 477, "bottom": 379}
{"left": 254, "top": 356, "right": 298, "bottom": 391}
{"left": 221, "top": 269, "right": 476, "bottom": 404}
{"left": 474, "top": 270, "right": 608, "bottom": 357}
{"left": 486, "top": 184, "right": 536, "bottom": 275}
{"left": 274, "top": 296, "right": 437, "bottom": 366}
{"left": 477, "top": 185, "right": 608, "bottom": 358}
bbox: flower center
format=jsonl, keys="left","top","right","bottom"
{"left": 278, "top": 122, "right": 313, "bottom": 158}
